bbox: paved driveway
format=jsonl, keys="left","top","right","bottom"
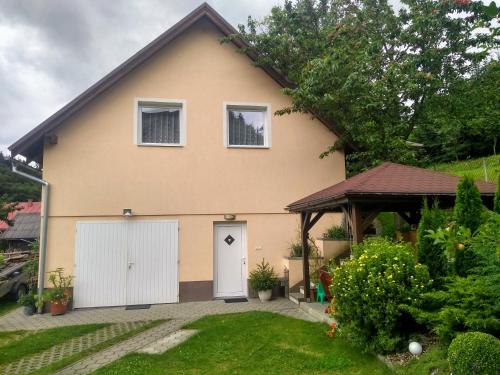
{"left": 0, "top": 298, "right": 314, "bottom": 331}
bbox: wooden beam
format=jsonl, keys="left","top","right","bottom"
{"left": 361, "top": 208, "right": 382, "bottom": 232}
{"left": 44, "top": 133, "right": 58, "bottom": 145}
{"left": 305, "top": 210, "right": 325, "bottom": 232}
{"left": 351, "top": 203, "right": 364, "bottom": 244}
{"left": 301, "top": 211, "right": 311, "bottom": 302}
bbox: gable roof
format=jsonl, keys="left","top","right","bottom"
{"left": 0, "top": 213, "right": 40, "bottom": 240}
{"left": 0, "top": 201, "right": 41, "bottom": 231}
{"left": 287, "top": 162, "right": 497, "bottom": 211}
{"left": 9, "top": 2, "right": 346, "bottom": 161}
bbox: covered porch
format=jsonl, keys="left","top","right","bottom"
{"left": 286, "top": 162, "right": 496, "bottom": 302}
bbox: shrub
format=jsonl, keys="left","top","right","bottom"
{"left": 457, "top": 213, "right": 500, "bottom": 276}
{"left": 494, "top": 175, "right": 500, "bottom": 214}
{"left": 330, "top": 237, "right": 431, "bottom": 353}
{"left": 417, "top": 200, "right": 448, "bottom": 282}
{"left": 377, "top": 212, "right": 396, "bottom": 239}
{"left": 448, "top": 332, "right": 500, "bottom": 375}
{"left": 407, "top": 274, "right": 500, "bottom": 343}
{"left": 454, "top": 176, "right": 484, "bottom": 233}
{"left": 0, "top": 253, "right": 4, "bottom": 267}
{"left": 323, "top": 225, "right": 348, "bottom": 240}
{"left": 289, "top": 242, "right": 302, "bottom": 257}
{"left": 249, "top": 259, "right": 277, "bottom": 291}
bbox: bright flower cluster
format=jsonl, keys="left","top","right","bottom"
{"left": 329, "top": 237, "right": 431, "bottom": 353}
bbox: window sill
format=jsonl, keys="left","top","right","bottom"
{"left": 226, "top": 145, "right": 270, "bottom": 149}
{"left": 137, "top": 143, "right": 184, "bottom": 147}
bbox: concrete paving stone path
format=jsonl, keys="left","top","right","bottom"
{"left": 0, "top": 321, "right": 149, "bottom": 375}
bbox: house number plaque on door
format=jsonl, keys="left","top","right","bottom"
{"left": 224, "top": 235, "right": 235, "bottom": 245}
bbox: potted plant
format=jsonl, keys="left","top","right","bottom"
{"left": 45, "top": 268, "right": 74, "bottom": 316}
{"left": 18, "top": 291, "right": 36, "bottom": 316}
{"left": 249, "top": 259, "right": 277, "bottom": 302}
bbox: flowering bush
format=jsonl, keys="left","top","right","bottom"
{"left": 330, "top": 237, "right": 431, "bottom": 353}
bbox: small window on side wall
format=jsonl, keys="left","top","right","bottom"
{"left": 225, "top": 103, "right": 271, "bottom": 148}
{"left": 136, "top": 99, "right": 186, "bottom": 146}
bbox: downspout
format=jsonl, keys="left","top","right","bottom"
{"left": 11, "top": 164, "right": 49, "bottom": 314}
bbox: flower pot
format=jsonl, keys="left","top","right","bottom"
{"left": 23, "top": 305, "right": 35, "bottom": 316}
{"left": 258, "top": 289, "right": 272, "bottom": 302}
{"left": 50, "top": 300, "right": 68, "bottom": 316}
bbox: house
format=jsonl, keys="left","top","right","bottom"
{"left": 8, "top": 4, "right": 345, "bottom": 308}
{"left": 0, "top": 213, "right": 40, "bottom": 250}
{"left": 0, "top": 201, "right": 41, "bottom": 249}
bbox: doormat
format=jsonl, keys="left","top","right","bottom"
{"left": 125, "top": 304, "right": 151, "bottom": 310}
{"left": 224, "top": 298, "right": 248, "bottom": 303}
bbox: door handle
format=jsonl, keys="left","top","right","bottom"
{"left": 242, "top": 258, "right": 246, "bottom": 265}
{"left": 128, "top": 262, "right": 134, "bottom": 269}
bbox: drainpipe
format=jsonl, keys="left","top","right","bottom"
{"left": 11, "top": 164, "right": 49, "bottom": 314}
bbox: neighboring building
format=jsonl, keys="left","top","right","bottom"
{"left": 0, "top": 201, "right": 41, "bottom": 250}
{"left": 8, "top": 4, "right": 346, "bottom": 308}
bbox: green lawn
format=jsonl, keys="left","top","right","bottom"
{"left": 431, "top": 154, "right": 499, "bottom": 182}
{"left": 95, "top": 311, "right": 392, "bottom": 375}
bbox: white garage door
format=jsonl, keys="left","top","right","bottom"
{"left": 74, "top": 220, "right": 178, "bottom": 308}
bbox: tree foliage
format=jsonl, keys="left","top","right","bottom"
{"left": 0, "top": 153, "right": 41, "bottom": 202}
{"left": 417, "top": 200, "right": 448, "bottom": 282}
{"left": 228, "top": 0, "right": 498, "bottom": 173}
{"left": 454, "top": 176, "right": 484, "bottom": 234}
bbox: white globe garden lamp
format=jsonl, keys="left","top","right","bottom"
{"left": 409, "top": 341, "right": 422, "bottom": 356}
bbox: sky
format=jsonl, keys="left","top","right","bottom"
{"left": 0, "top": 0, "right": 290, "bottom": 154}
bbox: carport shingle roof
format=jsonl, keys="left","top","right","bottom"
{"left": 0, "top": 213, "right": 40, "bottom": 240}
{"left": 287, "top": 162, "right": 497, "bottom": 211}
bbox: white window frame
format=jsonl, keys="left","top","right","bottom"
{"left": 134, "top": 98, "right": 187, "bottom": 147}
{"left": 223, "top": 102, "right": 271, "bottom": 148}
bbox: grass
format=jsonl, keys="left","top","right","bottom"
{"left": 0, "top": 323, "right": 110, "bottom": 365}
{"left": 395, "top": 345, "right": 450, "bottom": 375}
{"left": 431, "top": 154, "right": 499, "bottom": 182}
{"left": 0, "top": 296, "right": 18, "bottom": 317}
{"left": 95, "top": 311, "right": 392, "bottom": 375}
{"left": 31, "top": 319, "right": 166, "bottom": 375}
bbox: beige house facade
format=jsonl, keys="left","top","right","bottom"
{"left": 10, "top": 4, "right": 345, "bottom": 307}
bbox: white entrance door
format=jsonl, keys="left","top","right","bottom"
{"left": 74, "top": 220, "right": 178, "bottom": 308}
{"left": 214, "top": 223, "right": 247, "bottom": 298}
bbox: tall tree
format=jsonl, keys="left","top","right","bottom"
{"left": 228, "top": 0, "right": 498, "bottom": 173}
{"left": 454, "top": 176, "right": 484, "bottom": 233}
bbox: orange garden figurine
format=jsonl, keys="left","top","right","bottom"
{"left": 327, "top": 322, "right": 336, "bottom": 337}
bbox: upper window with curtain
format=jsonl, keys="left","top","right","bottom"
{"left": 136, "top": 99, "right": 186, "bottom": 146}
{"left": 225, "top": 103, "right": 270, "bottom": 148}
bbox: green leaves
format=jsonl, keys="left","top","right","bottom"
{"left": 229, "top": 0, "right": 498, "bottom": 173}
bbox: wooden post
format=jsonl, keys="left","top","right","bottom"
{"left": 351, "top": 203, "right": 364, "bottom": 244}
{"left": 301, "top": 211, "right": 311, "bottom": 302}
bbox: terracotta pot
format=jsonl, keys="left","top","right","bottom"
{"left": 50, "top": 300, "right": 68, "bottom": 316}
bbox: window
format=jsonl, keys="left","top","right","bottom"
{"left": 224, "top": 103, "right": 270, "bottom": 147}
{"left": 136, "top": 99, "right": 186, "bottom": 146}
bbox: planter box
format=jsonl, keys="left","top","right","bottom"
{"left": 284, "top": 256, "right": 323, "bottom": 293}
{"left": 396, "top": 230, "right": 417, "bottom": 245}
{"left": 316, "top": 238, "right": 350, "bottom": 260}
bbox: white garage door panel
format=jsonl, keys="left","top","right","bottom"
{"left": 74, "top": 220, "right": 178, "bottom": 309}
{"left": 74, "top": 222, "right": 127, "bottom": 308}
{"left": 127, "top": 221, "right": 178, "bottom": 305}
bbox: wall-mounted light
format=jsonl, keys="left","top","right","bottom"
{"left": 224, "top": 214, "right": 236, "bottom": 221}
{"left": 123, "top": 208, "right": 133, "bottom": 217}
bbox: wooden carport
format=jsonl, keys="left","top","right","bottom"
{"left": 287, "top": 162, "right": 496, "bottom": 302}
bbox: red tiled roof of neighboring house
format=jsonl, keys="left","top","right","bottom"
{"left": 0, "top": 201, "right": 41, "bottom": 231}
{"left": 287, "top": 162, "right": 497, "bottom": 211}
